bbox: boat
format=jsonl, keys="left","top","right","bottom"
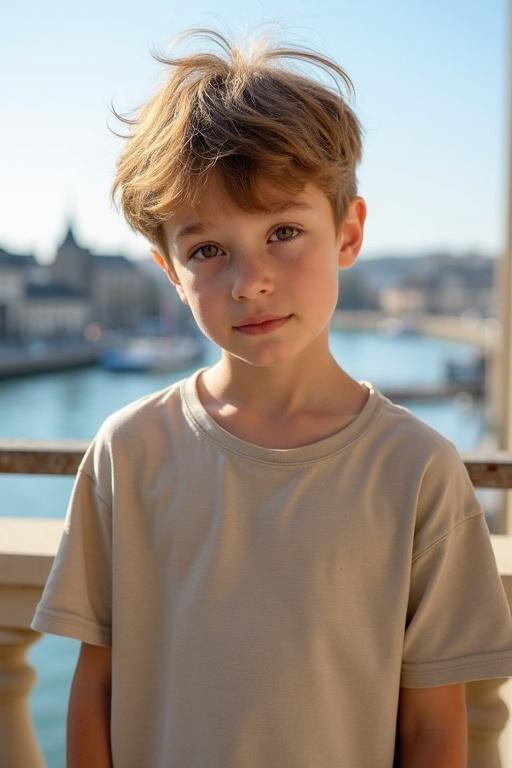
{"left": 101, "top": 335, "right": 204, "bottom": 373}
{"left": 445, "top": 353, "right": 485, "bottom": 386}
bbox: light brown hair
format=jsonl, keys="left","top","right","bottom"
{"left": 111, "top": 27, "right": 363, "bottom": 263}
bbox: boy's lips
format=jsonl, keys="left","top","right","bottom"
{"left": 234, "top": 314, "right": 292, "bottom": 334}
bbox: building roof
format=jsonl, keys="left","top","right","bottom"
{"left": 25, "top": 282, "right": 86, "bottom": 299}
{"left": 93, "top": 253, "right": 137, "bottom": 270}
{"left": 0, "top": 248, "right": 37, "bottom": 268}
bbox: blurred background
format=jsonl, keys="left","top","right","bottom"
{"left": 1, "top": 1, "right": 511, "bottom": 765}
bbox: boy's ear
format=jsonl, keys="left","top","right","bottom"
{"left": 338, "top": 197, "right": 366, "bottom": 269}
{"left": 151, "top": 248, "right": 189, "bottom": 305}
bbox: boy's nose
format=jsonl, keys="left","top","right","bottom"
{"left": 230, "top": 254, "right": 274, "bottom": 301}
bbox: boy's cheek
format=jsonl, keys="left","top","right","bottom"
{"left": 172, "top": 270, "right": 204, "bottom": 306}
{"left": 186, "top": 296, "right": 218, "bottom": 334}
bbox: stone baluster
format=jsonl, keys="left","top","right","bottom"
{"left": 0, "top": 517, "right": 65, "bottom": 768}
{"left": 0, "top": 628, "right": 45, "bottom": 767}
{"left": 467, "top": 677, "right": 510, "bottom": 767}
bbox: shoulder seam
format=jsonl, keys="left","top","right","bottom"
{"left": 77, "top": 468, "right": 112, "bottom": 511}
{"left": 412, "top": 511, "right": 484, "bottom": 563}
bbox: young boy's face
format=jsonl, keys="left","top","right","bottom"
{"left": 155, "top": 177, "right": 365, "bottom": 369}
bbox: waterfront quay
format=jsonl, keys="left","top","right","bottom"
{"left": 0, "top": 340, "right": 100, "bottom": 378}
{"left": 330, "top": 309, "right": 499, "bottom": 350}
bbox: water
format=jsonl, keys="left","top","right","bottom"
{"left": 0, "top": 330, "right": 486, "bottom": 767}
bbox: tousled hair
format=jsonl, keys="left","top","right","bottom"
{"left": 111, "top": 27, "right": 363, "bottom": 263}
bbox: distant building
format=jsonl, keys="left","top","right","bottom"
{"left": 0, "top": 224, "right": 173, "bottom": 342}
{"left": 380, "top": 287, "right": 427, "bottom": 314}
{"left": 51, "top": 224, "right": 162, "bottom": 331}
{"left": 51, "top": 226, "right": 92, "bottom": 295}
{"left": 92, "top": 253, "right": 149, "bottom": 329}
{"left": 397, "top": 253, "right": 495, "bottom": 316}
{"left": 20, "top": 282, "right": 89, "bottom": 339}
{"left": 355, "top": 252, "right": 496, "bottom": 317}
{"left": 0, "top": 248, "right": 38, "bottom": 337}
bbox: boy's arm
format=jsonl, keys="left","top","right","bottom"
{"left": 67, "top": 642, "right": 112, "bottom": 768}
{"left": 396, "top": 683, "right": 467, "bottom": 767}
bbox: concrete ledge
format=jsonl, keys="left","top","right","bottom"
{"left": 0, "top": 517, "right": 64, "bottom": 587}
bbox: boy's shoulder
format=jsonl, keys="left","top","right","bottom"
{"left": 98, "top": 376, "right": 185, "bottom": 440}
{"left": 79, "top": 374, "right": 189, "bottom": 484}
{"left": 364, "top": 383, "right": 463, "bottom": 466}
{"left": 371, "top": 389, "right": 480, "bottom": 545}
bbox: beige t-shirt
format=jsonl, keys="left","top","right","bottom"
{"left": 32, "top": 367, "right": 512, "bottom": 767}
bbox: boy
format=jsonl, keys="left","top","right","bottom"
{"left": 32, "top": 27, "right": 512, "bottom": 767}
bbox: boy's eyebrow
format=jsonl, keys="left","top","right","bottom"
{"left": 175, "top": 201, "right": 313, "bottom": 240}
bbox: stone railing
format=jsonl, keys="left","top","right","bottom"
{"left": 1, "top": 441, "right": 512, "bottom": 767}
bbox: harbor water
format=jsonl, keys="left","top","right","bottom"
{"left": 1, "top": 330, "right": 487, "bottom": 767}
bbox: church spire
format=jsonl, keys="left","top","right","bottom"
{"left": 62, "top": 221, "right": 77, "bottom": 248}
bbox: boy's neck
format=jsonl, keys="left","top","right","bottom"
{"left": 196, "top": 346, "right": 370, "bottom": 448}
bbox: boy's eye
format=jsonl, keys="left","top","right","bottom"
{"left": 190, "top": 243, "right": 223, "bottom": 260}
{"left": 189, "top": 226, "right": 300, "bottom": 260}
{"left": 269, "top": 225, "right": 301, "bottom": 242}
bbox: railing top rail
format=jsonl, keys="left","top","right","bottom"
{"left": 0, "top": 440, "right": 87, "bottom": 476}
{"left": 0, "top": 440, "right": 512, "bottom": 488}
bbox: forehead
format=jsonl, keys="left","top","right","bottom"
{"left": 163, "top": 177, "right": 325, "bottom": 243}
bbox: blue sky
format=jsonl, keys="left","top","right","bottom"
{"left": 0, "top": 1, "right": 508, "bottom": 262}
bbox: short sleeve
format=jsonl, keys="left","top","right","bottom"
{"left": 30, "top": 441, "right": 112, "bottom": 647}
{"left": 401, "top": 447, "right": 512, "bottom": 687}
